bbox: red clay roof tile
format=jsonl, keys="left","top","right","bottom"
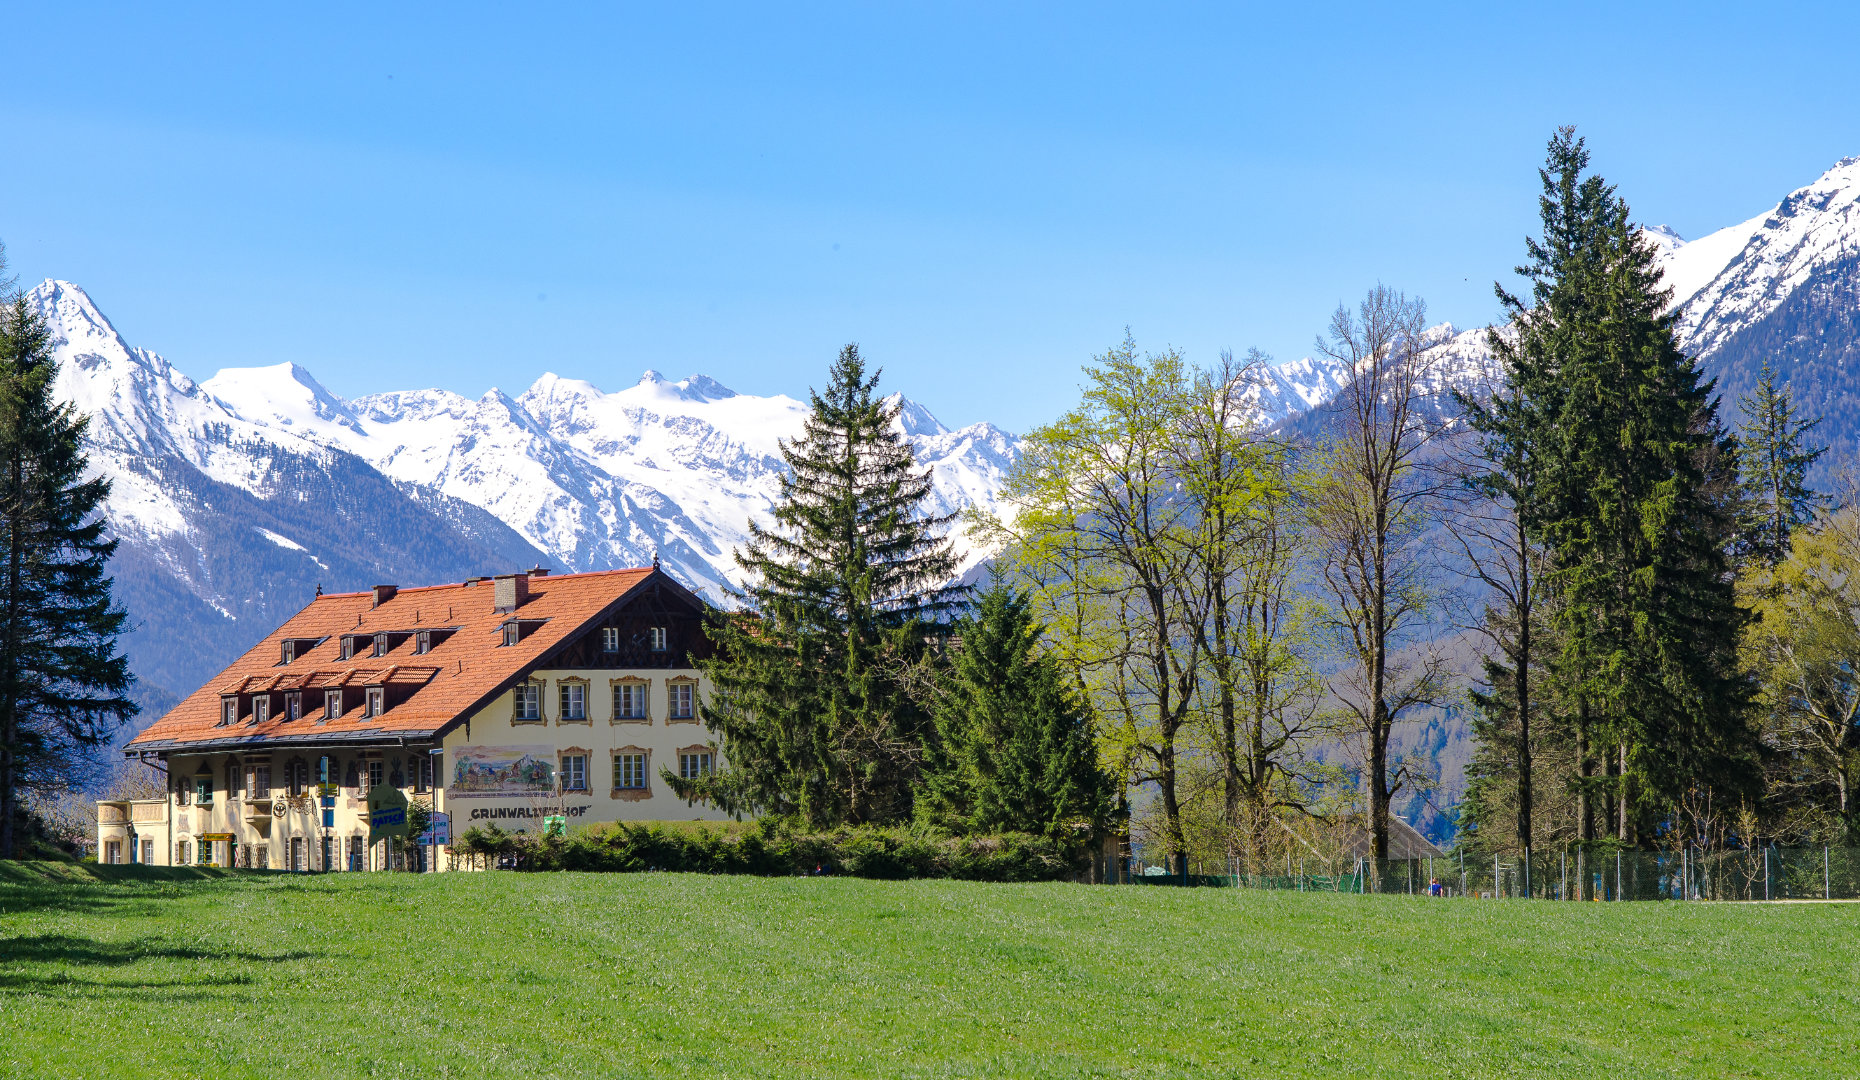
{"left": 128, "top": 568, "right": 671, "bottom": 753}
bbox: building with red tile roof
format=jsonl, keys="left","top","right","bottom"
{"left": 97, "top": 566, "right": 729, "bottom": 871}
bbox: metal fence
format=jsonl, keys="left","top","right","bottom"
{"left": 1103, "top": 847, "right": 1860, "bottom": 901}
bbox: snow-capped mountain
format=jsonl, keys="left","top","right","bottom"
{"left": 28, "top": 280, "right": 1019, "bottom": 717}
{"left": 1275, "top": 155, "right": 1860, "bottom": 479}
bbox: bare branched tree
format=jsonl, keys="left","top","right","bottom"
{"left": 1306, "top": 285, "right": 1455, "bottom": 861}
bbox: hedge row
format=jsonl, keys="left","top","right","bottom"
{"left": 452, "top": 821, "right": 1086, "bottom": 882}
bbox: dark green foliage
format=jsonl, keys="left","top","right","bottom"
{"left": 1736, "top": 360, "right": 1827, "bottom": 569}
{"left": 0, "top": 292, "right": 137, "bottom": 859}
{"left": 680, "top": 345, "right": 963, "bottom": 826}
{"left": 919, "top": 585, "right": 1113, "bottom": 840}
{"left": 1478, "top": 129, "right": 1755, "bottom": 834}
{"left": 463, "top": 820, "right": 1081, "bottom": 881}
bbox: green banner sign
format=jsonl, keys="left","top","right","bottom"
{"left": 367, "top": 784, "right": 410, "bottom": 843}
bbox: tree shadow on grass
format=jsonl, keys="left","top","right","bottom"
{"left": 0, "top": 934, "right": 322, "bottom": 1001}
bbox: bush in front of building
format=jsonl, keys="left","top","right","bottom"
{"left": 451, "top": 820, "right": 1083, "bottom": 882}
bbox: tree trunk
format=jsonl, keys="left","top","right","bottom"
{"left": 1515, "top": 536, "right": 1533, "bottom": 855}
{"left": 1617, "top": 743, "right": 1633, "bottom": 844}
{"left": 1369, "top": 699, "right": 1391, "bottom": 862}
{"left": 1577, "top": 699, "right": 1594, "bottom": 844}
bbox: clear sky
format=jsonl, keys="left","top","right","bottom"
{"left": 3, "top": 3, "right": 1857, "bottom": 433}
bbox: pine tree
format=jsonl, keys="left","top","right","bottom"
{"left": 1515, "top": 130, "right": 1754, "bottom": 835}
{"left": 919, "top": 585, "right": 1113, "bottom": 840}
{"left": 0, "top": 289, "right": 138, "bottom": 859}
{"left": 675, "top": 344, "right": 961, "bottom": 827}
{"left": 1736, "top": 360, "right": 1826, "bottom": 569}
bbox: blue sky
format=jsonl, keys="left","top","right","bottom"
{"left": 4, "top": 3, "right": 1857, "bottom": 432}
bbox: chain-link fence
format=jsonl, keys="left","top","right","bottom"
{"left": 1103, "top": 847, "right": 1860, "bottom": 900}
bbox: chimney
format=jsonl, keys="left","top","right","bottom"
{"left": 528, "top": 566, "right": 551, "bottom": 577}
{"left": 493, "top": 573, "right": 530, "bottom": 613}
{"left": 372, "top": 584, "right": 398, "bottom": 608}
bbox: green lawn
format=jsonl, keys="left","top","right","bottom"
{"left": 1, "top": 862, "right": 1855, "bottom": 1079}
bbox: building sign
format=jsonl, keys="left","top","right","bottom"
{"left": 367, "top": 784, "right": 409, "bottom": 843}
{"left": 448, "top": 745, "right": 556, "bottom": 798}
{"left": 462, "top": 804, "right": 592, "bottom": 822}
{"left": 418, "top": 812, "right": 450, "bottom": 847}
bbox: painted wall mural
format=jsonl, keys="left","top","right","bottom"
{"left": 448, "top": 745, "right": 556, "bottom": 798}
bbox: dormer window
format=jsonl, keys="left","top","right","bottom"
{"left": 502, "top": 621, "right": 519, "bottom": 647}
{"left": 285, "top": 691, "right": 302, "bottom": 721}
{"left": 373, "top": 633, "right": 388, "bottom": 658}
{"left": 416, "top": 630, "right": 432, "bottom": 655}
{"left": 650, "top": 627, "right": 668, "bottom": 652}
{"left": 221, "top": 696, "right": 238, "bottom": 726}
{"left": 281, "top": 640, "right": 296, "bottom": 665}
{"left": 325, "top": 689, "right": 342, "bottom": 720}
{"left": 602, "top": 627, "right": 619, "bottom": 653}
{"left": 253, "top": 696, "right": 271, "bottom": 725}
{"left": 340, "top": 637, "right": 356, "bottom": 661}
{"left": 366, "top": 687, "right": 385, "bottom": 717}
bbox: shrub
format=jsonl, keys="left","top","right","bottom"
{"left": 498, "top": 820, "right": 1084, "bottom": 882}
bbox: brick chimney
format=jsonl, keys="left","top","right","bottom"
{"left": 493, "top": 573, "right": 530, "bottom": 613}
{"left": 372, "top": 584, "right": 397, "bottom": 607}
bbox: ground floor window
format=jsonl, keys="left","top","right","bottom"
{"left": 256, "top": 846, "right": 269, "bottom": 870}
{"left": 679, "top": 751, "right": 714, "bottom": 780}
{"left": 141, "top": 838, "right": 154, "bottom": 865}
{"left": 348, "top": 835, "right": 364, "bottom": 872}
{"left": 614, "top": 752, "right": 648, "bottom": 790}
{"left": 562, "top": 754, "right": 588, "bottom": 791}
{"left": 321, "top": 835, "right": 336, "bottom": 872}
{"left": 104, "top": 840, "right": 122, "bottom": 865}
{"left": 175, "top": 839, "right": 191, "bottom": 865}
{"left": 291, "top": 836, "right": 306, "bottom": 872}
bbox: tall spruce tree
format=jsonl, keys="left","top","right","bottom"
{"left": 674, "top": 344, "right": 961, "bottom": 826}
{"left": 1736, "top": 360, "right": 1826, "bottom": 569}
{"left": 919, "top": 585, "right": 1114, "bottom": 840}
{"left": 0, "top": 289, "right": 137, "bottom": 859}
{"left": 1511, "top": 130, "right": 1753, "bottom": 837}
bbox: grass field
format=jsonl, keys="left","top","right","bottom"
{"left": 2, "top": 862, "right": 1856, "bottom": 1079}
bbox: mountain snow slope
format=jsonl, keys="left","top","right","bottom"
{"left": 29, "top": 280, "right": 1020, "bottom": 720}
{"left": 1273, "top": 156, "right": 1860, "bottom": 481}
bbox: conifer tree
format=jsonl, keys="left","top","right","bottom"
{"left": 1509, "top": 130, "right": 1753, "bottom": 835}
{"left": 0, "top": 285, "right": 138, "bottom": 859}
{"left": 919, "top": 585, "right": 1113, "bottom": 840}
{"left": 1736, "top": 360, "right": 1826, "bottom": 569}
{"left": 674, "top": 345, "right": 961, "bottom": 827}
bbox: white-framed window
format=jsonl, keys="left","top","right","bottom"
{"left": 669, "top": 681, "right": 695, "bottom": 720}
{"left": 281, "top": 640, "right": 296, "bottom": 664}
{"left": 602, "top": 627, "right": 619, "bottom": 652}
{"left": 175, "top": 839, "right": 191, "bottom": 865}
{"left": 559, "top": 682, "right": 586, "bottom": 721}
{"left": 416, "top": 630, "right": 432, "bottom": 655}
{"left": 614, "top": 752, "right": 648, "bottom": 790}
{"left": 221, "top": 697, "right": 238, "bottom": 726}
{"left": 373, "top": 633, "right": 389, "bottom": 658}
{"left": 104, "top": 840, "right": 122, "bottom": 865}
{"left": 367, "top": 760, "right": 384, "bottom": 791}
{"left": 340, "top": 637, "right": 356, "bottom": 660}
{"left": 251, "top": 764, "right": 272, "bottom": 799}
{"left": 513, "top": 682, "right": 541, "bottom": 722}
{"left": 415, "top": 755, "right": 432, "bottom": 794}
{"left": 679, "top": 751, "right": 713, "bottom": 780}
{"left": 366, "top": 686, "right": 385, "bottom": 717}
{"left": 561, "top": 754, "right": 588, "bottom": 792}
{"left": 325, "top": 689, "right": 343, "bottom": 720}
{"left": 501, "top": 621, "right": 519, "bottom": 647}
{"left": 649, "top": 626, "right": 668, "bottom": 652}
{"left": 613, "top": 682, "right": 648, "bottom": 720}
{"left": 285, "top": 692, "right": 302, "bottom": 721}
{"left": 141, "top": 838, "right": 155, "bottom": 865}
{"left": 254, "top": 696, "right": 271, "bottom": 724}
